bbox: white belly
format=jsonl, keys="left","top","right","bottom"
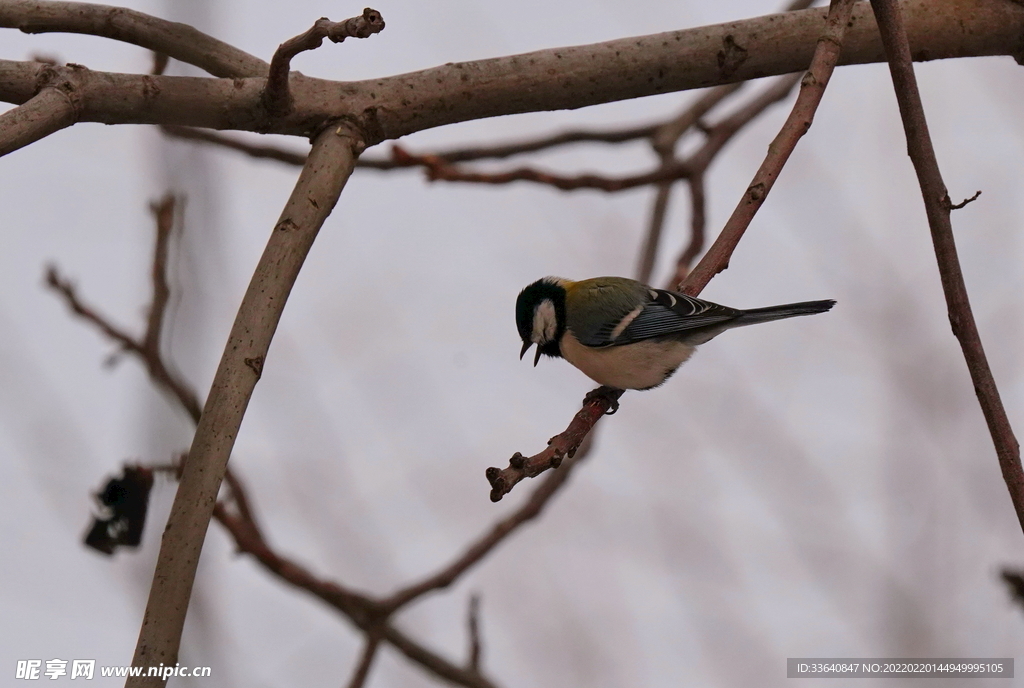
{"left": 560, "top": 333, "right": 695, "bottom": 390}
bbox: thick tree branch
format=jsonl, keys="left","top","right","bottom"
{"left": 2, "top": 0, "right": 1022, "bottom": 144}
{"left": 869, "top": 0, "right": 1024, "bottom": 534}
{"left": 680, "top": 0, "right": 857, "bottom": 294}
{"left": 263, "top": 9, "right": 384, "bottom": 114}
{"left": 0, "top": 0, "right": 268, "bottom": 78}
{"left": 126, "top": 124, "right": 362, "bottom": 687}
{"left": 0, "top": 82, "right": 76, "bottom": 155}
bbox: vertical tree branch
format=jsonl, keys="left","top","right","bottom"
{"left": 869, "top": 0, "right": 1024, "bottom": 534}
{"left": 126, "top": 123, "right": 363, "bottom": 687}
{"left": 636, "top": 181, "right": 673, "bottom": 284}
{"left": 467, "top": 594, "right": 482, "bottom": 672}
{"left": 680, "top": 0, "right": 857, "bottom": 295}
{"left": 669, "top": 171, "right": 706, "bottom": 287}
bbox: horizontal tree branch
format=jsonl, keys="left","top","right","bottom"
{"left": 0, "top": 0, "right": 268, "bottom": 77}
{"left": 1, "top": 0, "right": 1021, "bottom": 145}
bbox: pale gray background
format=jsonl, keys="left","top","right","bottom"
{"left": 1, "top": 0, "right": 1023, "bottom": 686}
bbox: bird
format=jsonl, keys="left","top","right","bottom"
{"left": 516, "top": 276, "right": 835, "bottom": 391}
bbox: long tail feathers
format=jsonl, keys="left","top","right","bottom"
{"left": 735, "top": 299, "right": 836, "bottom": 326}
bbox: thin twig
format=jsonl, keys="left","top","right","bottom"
{"left": 680, "top": 0, "right": 857, "bottom": 295}
{"left": 869, "top": 0, "right": 1024, "bottom": 534}
{"left": 393, "top": 146, "right": 694, "bottom": 192}
{"left": 162, "top": 126, "right": 309, "bottom": 166}
{"left": 485, "top": 387, "right": 623, "bottom": 501}
{"left": 467, "top": 595, "right": 482, "bottom": 672}
{"left": 127, "top": 124, "right": 362, "bottom": 688}
{"left": 383, "top": 438, "right": 590, "bottom": 606}
{"left": 344, "top": 635, "right": 381, "bottom": 688}
{"left": 668, "top": 172, "right": 707, "bottom": 287}
{"left": 163, "top": 121, "right": 662, "bottom": 170}
{"left": 636, "top": 180, "right": 673, "bottom": 284}
{"left": 948, "top": 190, "right": 981, "bottom": 210}
{"left": 45, "top": 198, "right": 202, "bottom": 422}
{"left": 263, "top": 9, "right": 384, "bottom": 114}
{"left": 142, "top": 195, "right": 173, "bottom": 360}
{"left": 637, "top": 84, "right": 744, "bottom": 283}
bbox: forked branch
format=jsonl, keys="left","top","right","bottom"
{"left": 263, "top": 8, "right": 384, "bottom": 114}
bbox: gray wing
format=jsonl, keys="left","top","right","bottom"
{"left": 583, "top": 288, "right": 743, "bottom": 347}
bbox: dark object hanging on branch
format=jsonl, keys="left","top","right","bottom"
{"left": 84, "top": 466, "right": 155, "bottom": 555}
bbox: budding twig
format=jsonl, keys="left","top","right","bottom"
{"left": 263, "top": 8, "right": 384, "bottom": 114}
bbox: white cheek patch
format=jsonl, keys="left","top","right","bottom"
{"left": 532, "top": 299, "right": 558, "bottom": 344}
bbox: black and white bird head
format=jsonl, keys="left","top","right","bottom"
{"left": 515, "top": 277, "right": 569, "bottom": 365}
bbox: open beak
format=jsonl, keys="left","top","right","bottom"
{"left": 520, "top": 341, "right": 532, "bottom": 361}
{"left": 533, "top": 347, "right": 542, "bottom": 367}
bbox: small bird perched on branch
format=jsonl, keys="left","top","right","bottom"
{"left": 516, "top": 276, "right": 835, "bottom": 391}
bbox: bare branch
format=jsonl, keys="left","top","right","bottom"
{"left": 263, "top": 9, "right": 385, "bottom": 114}
{"left": 680, "top": 0, "right": 858, "bottom": 295}
{"left": 393, "top": 145, "right": 695, "bottom": 192}
{"left": 668, "top": 172, "right": 707, "bottom": 288}
{"left": 485, "top": 387, "right": 623, "bottom": 501}
{"left": 416, "top": 123, "right": 660, "bottom": 163}
{"left": 166, "top": 122, "right": 663, "bottom": 170}
{"left": 381, "top": 625, "right": 499, "bottom": 688}
{"left": 2, "top": 1, "right": 1022, "bottom": 141}
{"left": 947, "top": 189, "right": 982, "bottom": 210}
{"left": 651, "top": 83, "right": 742, "bottom": 156}
{"left": 45, "top": 196, "right": 202, "bottom": 423}
{"left": 142, "top": 195, "right": 173, "bottom": 359}
{"left": 212, "top": 476, "right": 500, "bottom": 688}
{"left": 162, "top": 126, "right": 310, "bottom": 166}
{"left": 636, "top": 84, "right": 744, "bottom": 283}
{"left": 636, "top": 181, "right": 673, "bottom": 285}
{"left": 344, "top": 635, "right": 381, "bottom": 688}
{"left": 0, "top": 0, "right": 268, "bottom": 78}
{"left": 127, "top": 124, "right": 363, "bottom": 687}
{"left": 382, "top": 430, "right": 592, "bottom": 607}
{"left": 467, "top": 595, "right": 482, "bottom": 672}
{"left": 869, "top": 0, "right": 1024, "bottom": 533}
{"left": 0, "top": 84, "right": 76, "bottom": 155}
